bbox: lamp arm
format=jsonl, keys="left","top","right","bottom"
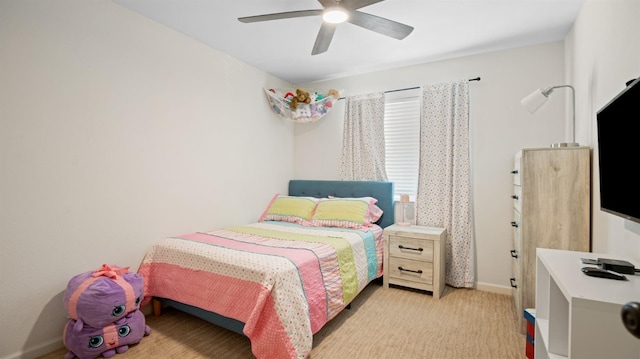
{"left": 544, "top": 85, "right": 575, "bottom": 144}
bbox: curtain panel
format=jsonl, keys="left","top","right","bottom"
{"left": 339, "top": 92, "right": 388, "bottom": 181}
{"left": 416, "top": 80, "right": 475, "bottom": 288}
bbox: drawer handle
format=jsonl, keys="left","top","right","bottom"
{"left": 511, "top": 195, "right": 519, "bottom": 200}
{"left": 510, "top": 277, "right": 517, "bottom": 288}
{"left": 398, "top": 244, "right": 423, "bottom": 252}
{"left": 398, "top": 266, "right": 423, "bottom": 274}
{"left": 511, "top": 221, "right": 518, "bottom": 228}
{"left": 510, "top": 249, "right": 518, "bottom": 258}
{"left": 511, "top": 170, "right": 519, "bottom": 174}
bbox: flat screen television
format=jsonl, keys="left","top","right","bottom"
{"left": 596, "top": 77, "right": 640, "bottom": 223}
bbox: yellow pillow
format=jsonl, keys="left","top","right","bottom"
{"left": 259, "top": 194, "right": 319, "bottom": 224}
{"left": 311, "top": 197, "right": 378, "bottom": 228}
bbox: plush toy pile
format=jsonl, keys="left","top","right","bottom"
{"left": 265, "top": 88, "right": 341, "bottom": 122}
{"left": 63, "top": 264, "right": 151, "bottom": 359}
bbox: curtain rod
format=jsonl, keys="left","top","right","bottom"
{"left": 337, "top": 77, "right": 481, "bottom": 99}
{"left": 384, "top": 77, "right": 481, "bottom": 94}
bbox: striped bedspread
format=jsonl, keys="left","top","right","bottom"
{"left": 138, "top": 221, "right": 384, "bottom": 359}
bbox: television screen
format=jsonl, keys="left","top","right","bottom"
{"left": 596, "top": 77, "right": 640, "bottom": 223}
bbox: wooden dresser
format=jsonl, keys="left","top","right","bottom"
{"left": 510, "top": 147, "right": 591, "bottom": 333}
{"left": 383, "top": 224, "right": 447, "bottom": 299}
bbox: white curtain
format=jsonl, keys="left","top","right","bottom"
{"left": 416, "top": 80, "right": 474, "bottom": 288}
{"left": 339, "top": 92, "right": 388, "bottom": 181}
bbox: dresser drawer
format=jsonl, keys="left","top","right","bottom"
{"left": 388, "top": 235, "right": 433, "bottom": 262}
{"left": 388, "top": 257, "right": 433, "bottom": 284}
{"left": 511, "top": 210, "right": 521, "bottom": 307}
{"left": 512, "top": 209, "right": 521, "bottom": 253}
{"left": 513, "top": 153, "right": 522, "bottom": 186}
{"left": 512, "top": 185, "right": 522, "bottom": 213}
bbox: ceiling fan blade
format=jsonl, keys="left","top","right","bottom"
{"left": 318, "top": 0, "right": 383, "bottom": 10}
{"left": 342, "top": 0, "right": 385, "bottom": 10}
{"left": 347, "top": 10, "right": 413, "bottom": 40}
{"left": 311, "top": 23, "right": 337, "bottom": 55}
{"left": 238, "top": 9, "right": 322, "bottom": 23}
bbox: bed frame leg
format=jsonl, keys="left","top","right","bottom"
{"left": 152, "top": 298, "right": 162, "bottom": 316}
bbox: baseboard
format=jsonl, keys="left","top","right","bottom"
{"left": 1, "top": 338, "right": 63, "bottom": 359}
{"left": 475, "top": 282, "right": 513, "bottom": 296}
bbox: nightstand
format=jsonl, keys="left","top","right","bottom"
{"left": 383, "top": 224, "right": 447, "bottom": 299}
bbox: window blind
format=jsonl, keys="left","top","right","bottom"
{"left": 384, "top": 88, "right": 421, "bottom": 200}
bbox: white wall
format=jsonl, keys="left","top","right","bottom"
{"left": 295, "top": 42, "right": 568, "bottom": 293}
{"left": 566, "top": 0, "right": 640, "bottom": 262}
{"left": 0, "top": 1, "right": 292, "bottom": 358}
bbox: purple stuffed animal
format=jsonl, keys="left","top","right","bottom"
{"left": 63, "top": 309, "right": 151, "bottom": 359}
{"left": 64, "top": 264, "right": 144, "bottom": 331}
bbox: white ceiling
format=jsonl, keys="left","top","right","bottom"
{"left": 112, "top": 0, "right": 585, "bottom": 84}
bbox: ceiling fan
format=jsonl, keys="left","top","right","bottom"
{"left": 238, "top": 0, "right": 414, "bottom": 55}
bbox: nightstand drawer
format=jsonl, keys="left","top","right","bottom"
{"left": 388, "top": 257, "right": 433, "bottom": 284}
{"left": 388, "top": 236, "right": 433, "bottom": 262}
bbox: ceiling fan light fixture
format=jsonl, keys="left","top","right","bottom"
{"left": 322, "top": 7, "right": 348, "bottom": 24}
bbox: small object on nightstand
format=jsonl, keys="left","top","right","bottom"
{"left": 394, "top": 194, "right": 415, "bottom": 226}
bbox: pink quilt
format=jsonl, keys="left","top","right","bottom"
{"left": 138, "top": 221, "right": 384, "bottom": 359}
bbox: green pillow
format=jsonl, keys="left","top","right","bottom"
{"left": 311, "top": 197, "right": 378, "bottom": 228}
{"left": 259, "top": 195, "right": 319, "bottom": 224}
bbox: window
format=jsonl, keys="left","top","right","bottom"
{"left": 383, "top": 88, "right": 421, "bottom": 200}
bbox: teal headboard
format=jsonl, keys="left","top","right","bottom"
{"left": 288, "top": 180, "right": 395, "bottom": 228}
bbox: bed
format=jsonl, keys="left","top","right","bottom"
{"left": 138, "top": 180, "right": 394, "bottom": 359}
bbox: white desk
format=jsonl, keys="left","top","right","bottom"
{"left": 535, "top": 248, "right": 640, "bottom": 359}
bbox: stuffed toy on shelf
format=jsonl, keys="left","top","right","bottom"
{"left": 290, "top": 88, "right": 311, "bottom": 110}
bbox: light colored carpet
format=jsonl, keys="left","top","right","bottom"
{"left": 38, "top": 281, "right": 526, "bottom": 359}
